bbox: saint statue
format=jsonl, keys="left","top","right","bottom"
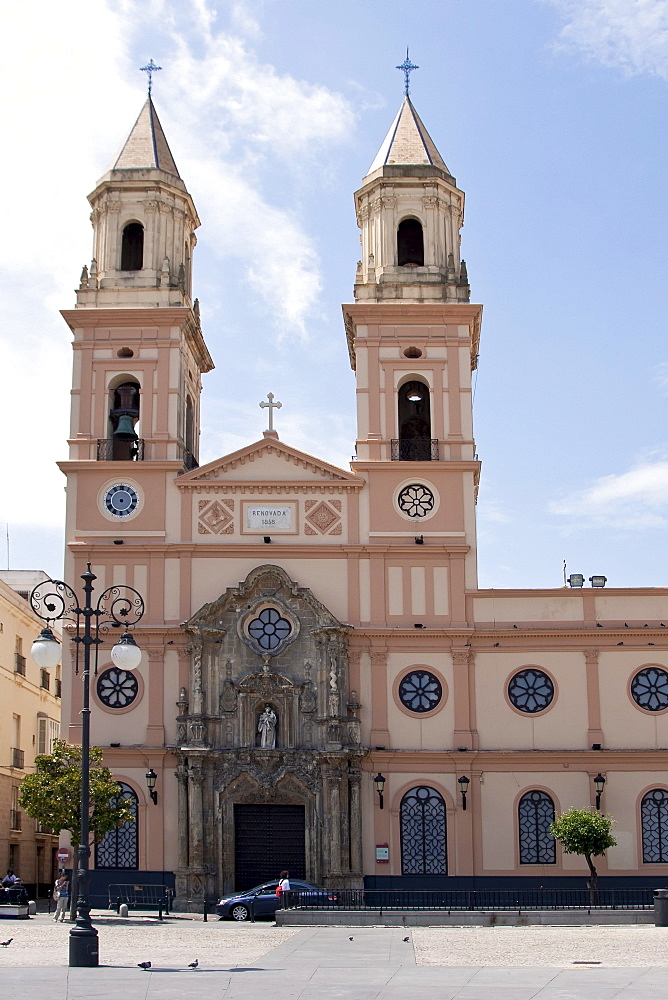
{"left": 258, "top": 704, "right": 277, "bottom": 748}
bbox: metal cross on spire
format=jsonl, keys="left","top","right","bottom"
{"left": 260, "top": 392, "right": 282, "bottom": 433}
{"left": 140, "top": 59, "right": 162, "bottom": 97}
{"left": 396, "top": 48, "right": 419, "bottom": 96}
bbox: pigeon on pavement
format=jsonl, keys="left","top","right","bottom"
{"left": 0, "top": 939, "right": 12, "bottom": 947}
{"left": 137, "top": 961, "right": 152, "bottom": 971}
{"left": 188, "top": 959, "right": 199, "bottom": 969}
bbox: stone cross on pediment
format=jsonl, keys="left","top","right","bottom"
{"left": 260, "top": 392, "right": 282, "bottom": 436}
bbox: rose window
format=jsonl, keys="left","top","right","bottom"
{"left": 397, "top": 484, "right": 435, "bottom": 518}
{"left": 631, "top": 667, "right": 668, "bottom": 712}
{"left": 508, "top": 668, "right": 554, "bottom": 714}
{"left": 247, "top": 607, "right": 293, "bottom": 652}
{"left": 97, "top": 667, "right": 139, "bottom": 709}
{"left": 399, "top": 670, "right": 442, "bottom": 713}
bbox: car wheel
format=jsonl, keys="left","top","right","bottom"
{"left": 230, "top": 904, "right": 250, "bottom": 921}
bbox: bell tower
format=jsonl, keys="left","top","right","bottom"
{"left": 343, "top": 94, "right": 482, "bottom": 620}
{"left": 62, "top": 98, "right": 213, "bottom": 469}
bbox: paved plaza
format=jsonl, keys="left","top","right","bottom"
{"left": 2, "top": 915, "right": 668, "bottom": 998}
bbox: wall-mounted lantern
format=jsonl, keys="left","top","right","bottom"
{"left": 594, "top": 772, "right": 606, "bottom": 810}
{"left": 373, "top": 773, "right": 386, "bottom": 810}
{"left": 458, "top": 775, "right": 470, "bottom": 810}
{"left": 145, "top": 768, "right": 158, "bottom": 805}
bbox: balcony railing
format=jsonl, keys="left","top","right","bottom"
{"left": 9, "top": 811, "right": 21, "bottom": 832}
{"left": 40, "top": 670, "right": 50, "bottom": 691}
{"left": 10, "top": 749, "right": 24, "bottom": 769}
{"left": 391, "top": 438, "right": 439, "bottom": 461}
{"left": 97, "top": 438, "right": 145, "bottom": 461}
{"left": 14, "top": 654, "right": 26, "bottom": 676}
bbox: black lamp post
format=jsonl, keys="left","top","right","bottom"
{"left": 594, "top": 773, "right": 606, "bottom": 810}
{"left": 30, "top": 564, "right": 144, "bottom": 968}
{"left": 145, "top": 768, "right": 158, "bottom": 805}
{"left": 373, "top": 772, "right": 386, "bottom": 810}
{"left": 458, "top": 775, "right": 470, "bottom": 810}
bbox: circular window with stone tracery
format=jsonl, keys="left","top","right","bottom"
{"left": 247, "top": 607, "right": 293, "bottom": 652}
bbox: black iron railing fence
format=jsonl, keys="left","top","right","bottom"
{"left": 107, "top": 883, "right": 173, "bottom": 912}
{"left": 391, "top": 438, "right": 439, "bottom": 461}
{"left": 282, "top": 887, "right": 654, "bottom": 912}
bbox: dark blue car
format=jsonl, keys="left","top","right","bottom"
{"left": 216, "top": 879, "right": 336, "bottom": 921}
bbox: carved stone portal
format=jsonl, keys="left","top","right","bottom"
{"left": 172, "top": 565, "right": 366, "bottom": 906}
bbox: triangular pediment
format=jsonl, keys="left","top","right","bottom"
{"left": 176, "top": 437, "right": 363, "bottom": 488}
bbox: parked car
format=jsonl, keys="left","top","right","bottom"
{"left": 216, "top": 879, "right": 336, "bottom": 921}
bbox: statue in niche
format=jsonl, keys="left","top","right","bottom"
{"left": 257, "top": 704, "right": 277, "bottom": 749}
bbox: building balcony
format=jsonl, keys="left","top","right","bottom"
{"left": 14, "top": 654, "right": 26, "bottom": 676}
{"left": 391, "top": 438, "right": 439, "bottom": 461}
{"left": 10, "top": 749, "right": 24, "bottom": 769}
{"left": 96, "top": 438, "right": 145, "bottom": 461}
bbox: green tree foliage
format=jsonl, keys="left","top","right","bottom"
{"left": 550, "top": 808, "right": 616, "bottom": 891}
{"left": 18, "top": 739, "right": 134, "bottom": 848}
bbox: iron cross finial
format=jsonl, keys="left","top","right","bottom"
{"left": 140, "top": 59, "right": 162, "bottom": 97}
{"left": 259, "top": 392, "right": 282, "bottom": 433}
{"left": 396, "top": 48, "right": 419, "bottom": 96}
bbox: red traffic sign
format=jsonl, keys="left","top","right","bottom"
{"left": 56, "top": 848, "right": 71, "bottom": 864}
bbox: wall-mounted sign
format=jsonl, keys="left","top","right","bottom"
{"left": 375, "top": 844, "right": 389, "bottom": 863}
{"left": 244, "top": 503, "right": 295, "bottom": 532}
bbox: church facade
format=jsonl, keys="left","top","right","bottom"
{"left": 57, "top": 93, "right": 668, "bottom": 905}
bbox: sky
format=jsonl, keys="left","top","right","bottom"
{"left": 1, "top": 0, "right": 667, "bottom": 590}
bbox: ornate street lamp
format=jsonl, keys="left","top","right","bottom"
{"left": 30, "top": 564, "right": 144, "bottom": 968}
{"left": 458, "top": 775, "right": 470, "bottom": 810}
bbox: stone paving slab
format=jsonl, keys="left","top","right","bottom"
{"left": 1, "top": 917, "right": 668, "bottom": 998}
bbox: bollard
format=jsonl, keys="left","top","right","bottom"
{"left": 158, "top": 899, "right": 163, "bottom": 922}
{"left": 119, "top": 903, "right": 129, "bottom": 918}
{"left": 203, "top": 899, "right": 208, "bottom": 922}
{"left": 28, "top": 900, "right": 36, "bottom": 916}
{"left": 654, "top": 889, "right": 668, "bottom": 926}
{"left": 115, "top": 897, "right": 121, "bottom": 915}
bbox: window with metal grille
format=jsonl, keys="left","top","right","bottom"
{"left": 642, "top": 788, "right": 668, "bottom": 862}
{"left": 518, "top": 790, "right": 556, "bottom": 864}
{"left": 95, "top": 783, "right": 138, "bottom": 869}
{"left": 400, "top": 786, "right": 447, "bottom": 875}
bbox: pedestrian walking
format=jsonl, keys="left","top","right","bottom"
{"left": 53, "top": 874, "right": 69, "bottom": 922}
{"left": 275, "top": 870, "right": 290, "bottom": 897}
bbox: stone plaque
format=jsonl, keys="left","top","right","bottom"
{"left": 244, "top": 503, "right": 295, "bottom": 532}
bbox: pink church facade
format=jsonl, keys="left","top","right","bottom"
{"left": 57, "top": 94, "right": 668, "bottom": 906}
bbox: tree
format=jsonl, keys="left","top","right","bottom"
{"left": 19, "top": 740, "right": 134, "bottom": 916}
{"left": 550, "top": 808, "right": 617, "bottom": 898}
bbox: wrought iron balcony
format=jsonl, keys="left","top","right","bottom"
{"left": 10, "top": 748, "right": 24, "bottom": 769}
{"left": 391, "top": 438, "right": 439, "bottom": 461}
{"left": 14, "top": 654, "right": 26, "bottom": 676}
{"left": 9, "top": 810, "right": 21, "bottom": 832}
{"left": 97, "top": 438, "right": 145, "bottom": 461}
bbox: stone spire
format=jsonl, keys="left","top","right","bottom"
{"left": 366, "top": 96, "right": 453, "bottom": 180}
{"left": 110, "top": 98, "right": 180, "bottom": 177}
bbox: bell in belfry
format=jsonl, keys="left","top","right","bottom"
{"left": 111, "top": 382, "right": 139, "bottom": 442}
{"left": 114, "top": 413, "right": 138, "bottom": 441}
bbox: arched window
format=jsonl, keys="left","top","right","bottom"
{"left": 642, "top": 788, "right": 668, "bottom": 862}
{"left": 121, "top": 223, "right": 144, "bottom": 271}
{"left": 400, "top": 786, "right": 447, "bottom": 875}
{"left": 397, "top": 380, "right": 432, "bottom": 460}
{"left": 397, "top": 218, "right": 424, "bottom": 266}
{"left": 518, "top": 790, "right": 556, "bottom": 864}
{"left": 95, "top": 782, "right": 138, "bottom": 869}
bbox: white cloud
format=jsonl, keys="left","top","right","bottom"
{"left": 545, "top": 0, "right": 668, "bottom": 79}
{"left": 550, "top": 458, "right": 668, "bottom": 529}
